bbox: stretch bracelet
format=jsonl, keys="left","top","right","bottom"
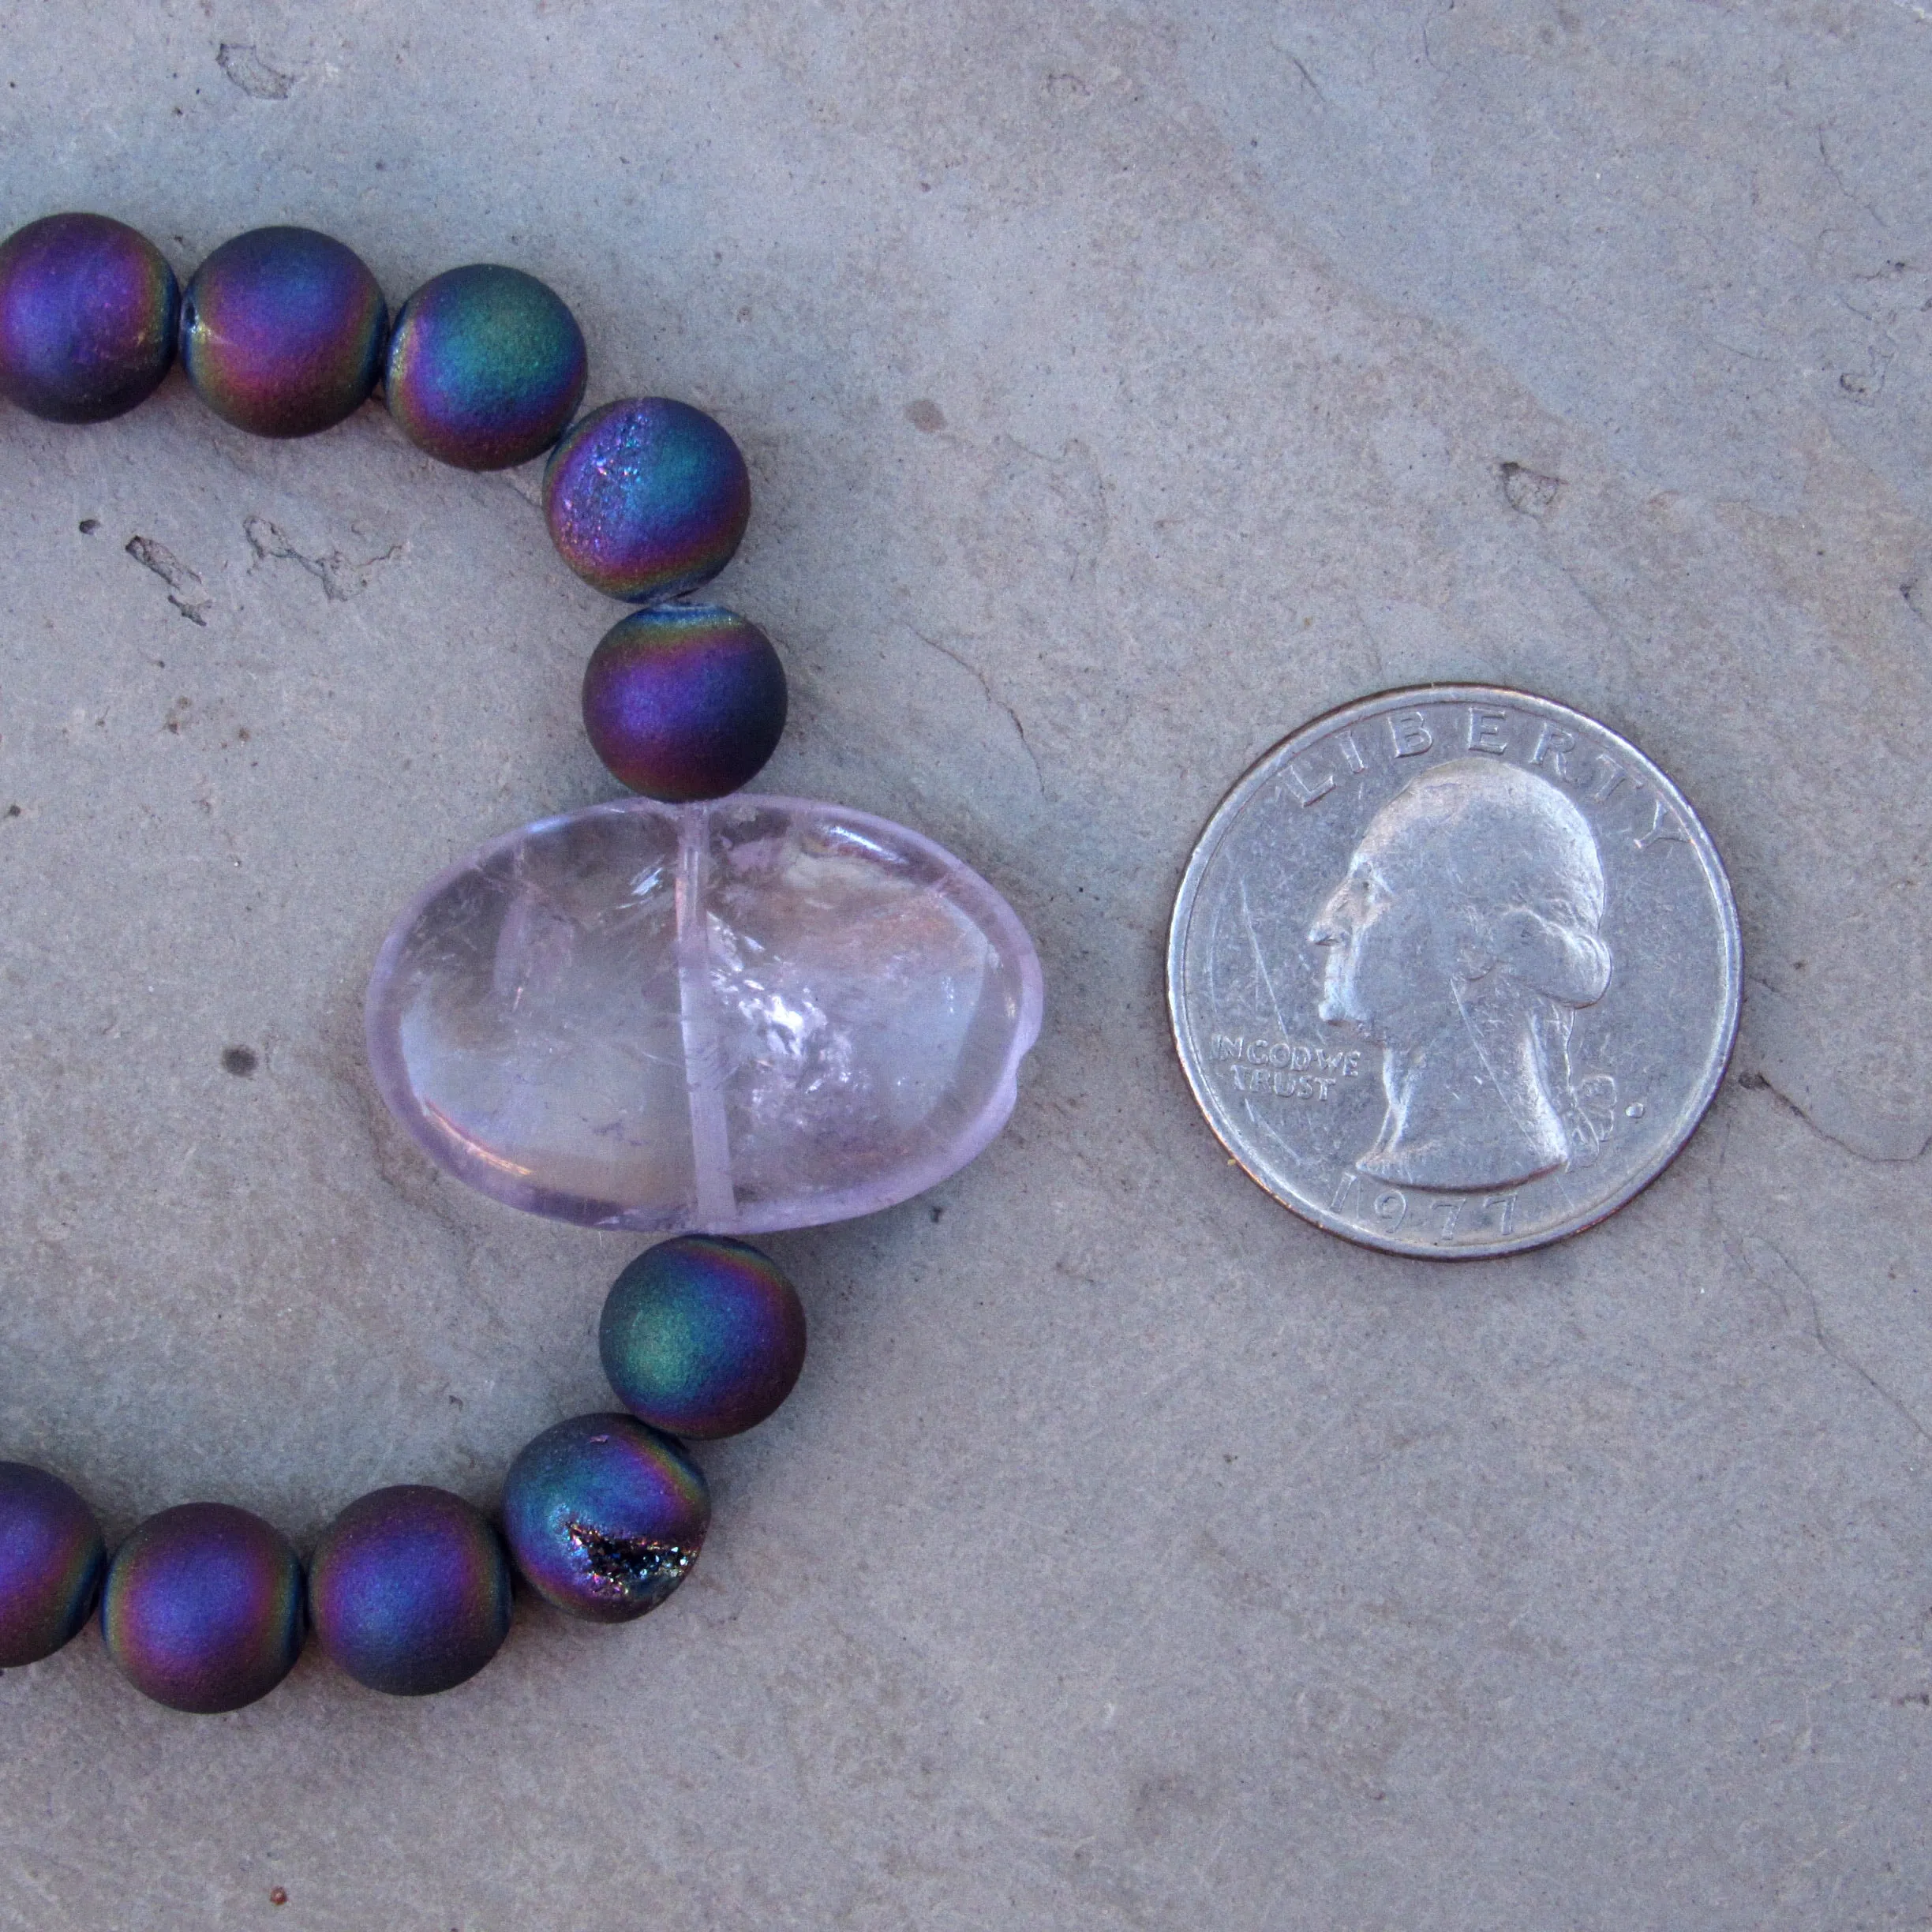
{"left": 0, "top": 212, "right": 1042, "bottom": 1711}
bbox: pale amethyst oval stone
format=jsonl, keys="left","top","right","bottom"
{"left": 365, "top": 797, "right": 1044, "bottom": 1233}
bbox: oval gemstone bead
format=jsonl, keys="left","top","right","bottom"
{"left": 366, "top": 797, "right": 1043, "bottom": 1233}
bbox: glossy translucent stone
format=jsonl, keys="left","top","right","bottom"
{"left": 366, "top": 797, "right": 1043, "bottom": 1233}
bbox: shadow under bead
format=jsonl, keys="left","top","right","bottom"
{"left": 385, "top": 263, "right": 587, "bottom": 470}
{"left": 581, "top": 604, "right": 788, "bottom": 801}
{"left": 308, "top": 1485, "right": 511, "bottom": 1697}
{"left": 601, "top": 1236, "right": 807, "bottom": 1440}
{"left": 500, "top": 1413, "right": 709, "bottom": 1623}
{"left": 180, "top": 226, "right": 388, "bottom": 438}
{"left": 544, "top": 396, "right": 751, "bottom": 603}
{"left": 0, "top": 1462, "right": 106, "bottom": 1666}
{"left": 0, "top": 213, "right": 178, "bottom": 423}
{"left": 100, "top": 1502, "right": 305, "bottom": 1713}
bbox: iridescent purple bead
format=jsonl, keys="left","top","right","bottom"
{"left": 582, "top": 604, "right": 787, "bottom": 801}
{"left": 544, "top": 397, "right": 751, "bottom": 603}
{"left": 100, "top": 1503, "right": 304, "bottom": 1713}
{"left": 0, "top": 1462, "right": 105, "bottom": 1666}
{"left": 0, "top": 213, "right": 178, "bottom": 423}
{"left": 601, "top": 1237, "right": 807, "bottom": 1440}
{"left": 180, "top": 227, "right": 387, "bottom": 438}
{"left": 308, "top": 1485, "right": 511, "bottom": 1697}
{"left": 501, "top": 1414, "right": 709, "bottom": 1623}
{"left": 385, "top": 264, "right": 587, "bottom": 471}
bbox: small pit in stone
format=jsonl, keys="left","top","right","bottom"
{"left": 222, "top": 1046, "right": 259, "bottom": 1077}
{"left": 1500, "top": 460, "right": 1562, "bottom": 516}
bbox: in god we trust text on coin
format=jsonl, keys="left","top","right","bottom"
{"left": 1168, "top": 687, "right": 1741, "bottom": 1258}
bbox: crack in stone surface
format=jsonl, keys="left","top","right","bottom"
{"left": 124, "top": 536, "right": 211, "bottom": 626}
{"left": 244, "top": 517, "right": 402, "bottom": 601}
{"left": 1752, "top": 1236, "right": 1932, "bottom": 1445}
{"left": 912, "top": 629, "right": 1046, "bottom": 796}
{"left": 1736, "top": 1069, "right": 1932, "bottom": 1164}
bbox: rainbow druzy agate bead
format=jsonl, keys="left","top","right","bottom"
{"left": 545, "top": 396, "right": 751, "bottom": 602}
{"left": 0, "top": 1462, "right": 106, "bottom": 1666}
{"left": 601, "top": 1237, "right": 807, "bottom": 1440}
{"left": 0, "top": 213, "right": 178, "bottom": 423}
{"left": 582, "top": 605, "right": 788, "bottom": 802}
{"left": 180, "top": 226, "right": 388, "bottom": 438}
{"left": 308, "top": 1486, "right": 511, "bottom": 1697}
{"left": 385, "top": 264, "right": 586, "bottom": 471}
{"left": 100, "top": 1503, "right": 305, "bottom": 1714}
{"left": 501, "top": 1414, "right": 710, "bottom": 1623}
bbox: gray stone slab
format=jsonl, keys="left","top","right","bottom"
{"left": 0, "top": 2, "right": 1928, "bottom": 1926}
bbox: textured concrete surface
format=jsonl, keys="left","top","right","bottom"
{"left": 0, "top": 2, "right": 1929, "bottom": 1926}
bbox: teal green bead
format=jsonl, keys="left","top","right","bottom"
{"left": 600, "top": 1235, "right": 807, "bottom": 1440}
{"left": 385, "top": 264, "right": 587, "bottom": 470}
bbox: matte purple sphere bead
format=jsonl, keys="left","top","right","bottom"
{"left": 544, "top": 397, "right": 751, "bottom": 603}
{"left": 0, "top": 1462, "right": 106, "bottom": 1666}
{"left": 0, "top": 213, "right": 178, "bottom": 423}
{"left": 582, "top": 604, "right": 788, "bottom": 801}
{"left": 601, "top": 1237, "right": 807, "bottom": 1440}
{"left": 100, "top": 1503, "right": 305, "bottom": 1713}
{"left": 308, "top": 1485, "right": 511, "bottom": 1697}
{"left": 180, "top": 226, "right": 388, "bottom": 438}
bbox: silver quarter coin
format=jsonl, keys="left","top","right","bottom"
{"left": 1168, "top": 686, "right": 1741, "bottom": 1257}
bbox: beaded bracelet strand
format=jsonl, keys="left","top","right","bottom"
{"left": 0, "top": 211, "right": 827, "bottom": 1711}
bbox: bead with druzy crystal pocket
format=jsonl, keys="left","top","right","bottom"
{"left": 544, "top": 396, "right": 751, "bottom": 601}
{"left": 501, "top": 1414, "right": 710, "bottom": 1622}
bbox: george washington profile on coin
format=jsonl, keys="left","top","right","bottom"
{"left": 1308, "top": 756, "right": 1612, "bottom": 1193}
